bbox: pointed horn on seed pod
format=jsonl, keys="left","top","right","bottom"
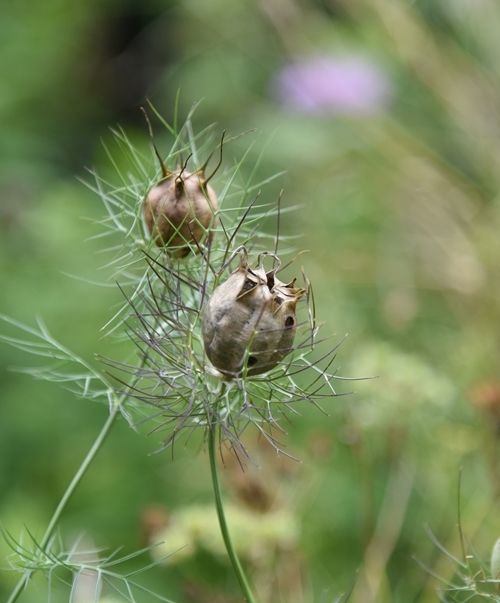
{"left": 271, "top": 276, "right": 305, "bottom": 314}
{"left": 197, "top": 149, "right": 214, "bottom": 181}
{"left": 220, "top": 245, "right": 249, "bottom": 274}
{"left": 257, "top": 251, "right": 281, "bottom": 290}
{"left": 204, "top": 131, "right": 226, "bottom": 185}
{"left": 140, "top": 106, "right": 172, "bottom": 179}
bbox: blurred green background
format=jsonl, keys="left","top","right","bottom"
{"left": 1, "top": 0, "right": 500, "bottom": 601}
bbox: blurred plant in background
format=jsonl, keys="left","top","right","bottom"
{"left": 273, "top": 54, "right": 392, "bottom": 115}
{"left": 2, "top": 0, "right": 500, "bottom": 601}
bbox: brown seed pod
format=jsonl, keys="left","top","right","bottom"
{"left": 143, "top": 167, "right": 218, "bottom": 258}
{"left": 202, "top": 255, "right": 305, "bottom": 377}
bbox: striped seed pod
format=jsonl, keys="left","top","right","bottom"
{"left": 202, "top": 256, "right": 305, "bottom": 377}
{"left": 143, "top": 166, "right": 218, "bottom": 258}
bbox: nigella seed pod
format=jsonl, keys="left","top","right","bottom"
{"left": 143, "top": 167, "right": 218, "bottom": 258}
{"left": 202, "top": 255, "right": 305, "bottom": 377}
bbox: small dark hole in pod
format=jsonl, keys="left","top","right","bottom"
{"left": 266, "top": 274, "right": 275, "bottom": 290}
{"left": 247, "top": 355, "right": 258, "bottom": 366}
{"left": 285, "top": 316, "right": 295, "bottom": 327}
{"left": 275, "top": 296, "right": 283, "bottom": 305}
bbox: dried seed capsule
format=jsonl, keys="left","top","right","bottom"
{"left": 143, "top": 167, "right": 218, "bottom": 258}
{"left": 202, "top": 259, "right": 304, "bottom": 377}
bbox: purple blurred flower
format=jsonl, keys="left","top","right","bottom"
{"left": 273, "top": 54, "right": 392, "bottom": 115}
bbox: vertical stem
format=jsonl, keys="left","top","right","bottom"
{"left": 6, "top": 405, "right": 120, "bottom": 603}
{"left": 207, "top": 421, "right": 257, "bottom": 603}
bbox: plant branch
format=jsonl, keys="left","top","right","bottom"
{"left": 6, "top": 403, "right": 120, "bottom": 603}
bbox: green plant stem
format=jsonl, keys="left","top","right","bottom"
{"left": 207, "top": 419, "right": 258, "bottom": 603}
{"left": 6, "top": 404, "right": 120, "bottom": 603}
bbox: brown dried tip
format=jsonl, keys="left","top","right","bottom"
{"left": 470, "top": 382, "right": 500, "bottom": 419}
{"left": 202, "top": 258, "right": 305, "bottom": 377}
{"left": 139, "top": 505, "right": 170, "bottom": 545}
{"left": 143, "top": 168, "right": 218, "bottom": 258}
{"left": 183, "top": 580, "right": 239, "bottom": 603}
